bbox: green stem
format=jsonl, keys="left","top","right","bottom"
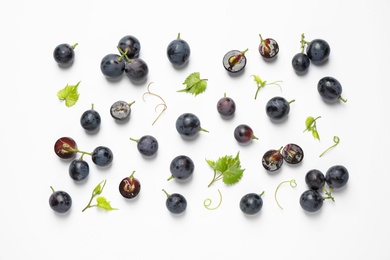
{"left": 204, "top": 189, "right": 223, "bottom": 210}
{"left": 71, "top": 43, "right": 78, "bottom": 49}
{"left": 274, "top": 179, "right": 297, "bottom": 210}
{"left": 167, "top": 175, "right": 174, "bottom": 181}
{"left": 200, "top": 127, "right": 209, "bottom": 133}
{"left": 322, "top": 186, "right": 335, "bottom": 202}
{"left": 339, "top": 96, "right": 348, "bottom": 103}
{"left": 289, "top": 99, "right": 296, "bottom": 104}
{"left": 130, "top": 137, "right": 139, "bottom": 143}
{"left": 50, "top": 186, "right": 55, "bottom": 193}
{"left": 162, "top": 189, "right": 170, "bottom": 197}
{"left": 300, "top": 33, "right": 310, "bottom": 53}
{"left": 319, "top": 136, "right": 340, "bottom": 157}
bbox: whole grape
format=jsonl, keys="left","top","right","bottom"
{"left": 100, "top": 54, "right": 125, "bottom": 79}
{"left": 131, "top": 135, "right": 159, "bottom": 157}
{"left": 317, "top": 76, "right": 346, "bottom": 103}
{"left": 54, "top": 137, "right": 77, "bottom": 159}
{"left": 49, "top": 187, "right": 72, "bottom": 213}
{"left": 176, "top": 113, "right": 207, "bottom": 137}
{"left": 239, "top": 193, "right": 263, "bottom": 215}
{"left": 53, "top": 43, "right": 77, "bottom": 66}
{"left": 163, "top": 190, "right": 187, "bottom": 214}
{"left": 80, "top": 104, "right": 101, "bottom": 132}
{"left": 125, "top": 58, "right": 149, "bottom": 83}
{"left": 234, "top": 124, "right": 258, "bottom": 144}
{"left": 92, "top": 146, "right": 113, "bottom": 167}
{"left": 292, "top": 53, "right": 310, "bottom": 74}
{"left": 265, "top": 96, "right": 294, "bottom": 121}
{"left": 305, "top": 169, "right": 325, "bottom": 190}
{"left": 325, "top": 165, "right": 349, "bottom": 189}
{"left": 169, "top": 155, "right": 194, "bottom": 181}
{"left": 306, "top": 39, "right": 330, "bottom": 63}
{"left": 300, "top": 189, "right": 323, "bottom": 213}
{"left": 217, "top": 94, "right": 236, "bottom": 118}
{"left": 117, "top": 35, "right": 141, "bottom": 59}
{"left": 119, "top": 171, "right": 141, "bottom": 199}
{"left": 167, "top": 33, "right": 191, "bottom": 68}
{"left": 69, "top": 159, "right": 89, "bottom": 181}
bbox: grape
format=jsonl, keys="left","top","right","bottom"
{"left": 131, "top": 135, "right": 159, "bottom": 157}
{"left": 168, "top": 155, "right": 194, "bottom": 181}
{"left": 80, "top": 104, "right": 101, "bottom": 132}
{"left": 125, "top": 58, "right": 149, "bottom": 83}
{"left": 100, "top": 54, "right": 125, "bottom": 79}
{"left": 110, "top": 100, "right": 135, "bottom": 121}
{"left": 117, "top": 35, "right": 141, "bottom": 59}
{"left": 162, "top": 190, "right": 187, "bottom": 214}
{"left": 167, "top": 33, "right": 191, "bottom": 68}
{"left": 119, "top": 171, "right": 141, "bottom": 199}
{"left": 217, "top": 94, "right": 236, "bottom": 118}
{"left": 239, "top": 193, "right": 263, "bottom": 215}
{"left": 54, "top": 137, "right": 77, "bottom": 159}
{"left": 265, "top": 96, "right": 294, "bottom": 121}
{"left": 258, "top": 35, "right": 279, "bottom": 59}
{"left": 306, "top": 39, "right": 330, "bottom": 63}
{"left": 317, "top": 76, "right": 346, "bottom": 103}
{"left": 222, "top": 49, "right": 248, "bottom": 74}
{"left": 281, "top": 143, "right": 304, "bottom": 164}
{"left": 49, "top": 187, "right": 72, "bottom": 213}
{"left": 92, "top": 146, "right": 113, "bottom": 167}
{"left": 292, "top": 52, "right": 310, "bottom": 74}
{"left": 262, "top": 148, "right": 283, "bottom": 172}
{"left": 175, "top": 113, "right": 207, "bottom": 137}
{"left": 234, "top": 124, "right": 258, "bottom": 144}
{"left": 325, "top": 165, "right": 349, "bottom": 189}
{"left": 53, "top": 43, "right": 77, "bottom": 66}
{"left": 300, "top": 189, "right": 323, "bottom": 213}
{"left": 305, "top": 169, "right": 325, "bottom": 190}
{"left": 69, "top": 159, "right": 89, "bottom": 181}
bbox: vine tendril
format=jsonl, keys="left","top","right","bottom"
{"left": 274, "top": 179, "right": 297, "bottom": 210}
{"left": 204, "top": 189, "right": 222, "bottom": 210}
{"left": 142, "top": 82, "right": 167, "bottom": 125}
{"left": 319, "top": 136, "right": 340, "bottom": 157}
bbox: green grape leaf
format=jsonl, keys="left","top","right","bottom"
{"left": 57, "top": 81, "right": 80, "bottom": 107}
{"left": 305, "top": 116, "right": 315, "bottom": 131}
{"left": 206, "top": 152, "right": 245, "bottom": 187}
{"left": 96, "top": 196, "right": 118, "bottom": 211}
{"left": 312, "top": 130, "right": 320, "bottom": 140}
{"left": 178, "top": 72, "right": 208, "bottom": 96}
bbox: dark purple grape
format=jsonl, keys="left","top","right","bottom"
{"left": 119, "top": 171, "right": 141, "bottom": 199}
{"left": 223, "top": 49, "right": 248, "bottom": 74}
{"left": 300, "top": 189, "right": 323, "bottom": 213}
{"left": 100, "top": 54, "right": 125, "bottom": 79}
{"left": 110, "top": 100, "right": 135, "bottom": 121}
{"left": 69, "top": 159, "right": 89, "bottom": 181}
{"left": 167, "top": 33, "right": 190, "bottom": 68}
{"left": 281, "top": 143, "right": 304, "bottom": 164}
{"left": 130, "top": 135, "right": 158, "bottom": 157}
{"left": 80, "top": 104, "right": 101, "bottom": 132}
{"left": 53, "top": 43, "right": 77, "bottom": 66}
{"left": 175, "top": 113, "right": 208, "bottom": 137}
{"left": 118, "top": 35, "right": 141, "bottom": 59}
{"left": 292, "top": 53, "right": 310, "bottom": 74}
{"left": 162, "top": 189, "right": 187, "bottom": 214}
{"left": 49, "top": 187, "right": 72, "bottom": 213}
{"left": 305, "top": 169, "right": 325, "bottom": 190}
{"left": 306, "top": 39, "right": 330, "bottom": 63}
{"left": 262, "top": 148, "right": 283, "bottom": 172}
{"left": 234, "top": 124, "right": 258, "bottom": 144}
{"left": 124, "top": 58, "right": 149, "bottom": 83}
{"left": 92, "top": 146, "right": 113, "bottom": 167}
{"left": 217, "top": 94, "right": 236, "bottom": 118}
{"left": 317, "top": 76, "right": 346, "bottom": 103}
{"left": 325, "top": 165, "right": 349, "bottom": 189}
{"left": 239, "top": 193, "right": 263, "bottom": 215}
{"left": 168, "top": 155, "right": 194, "bottom": 181}
{"left": 265, "top": 96, "right": 294, "bottom": 121}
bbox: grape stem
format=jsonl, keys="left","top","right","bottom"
{"left": 319, "top": 136, "right": 340, "bottom": 157}
{"left": 71, "top": 43, "right": 78, "bottom": 49}
{"left": 300, "top": 33, "right": 310, "bottom": 53}
{"left": 274, "top": 179, "right": 297, "bottom": 210}
{"left": 322, "top": 186, "right": 335, "bottom": 202}
{"left": 251, "top": 75, "right": 282, "bottom": 100}
{"left": 60, "top": 141, "right": 92, "bottom": 156}
{"left": 142, "top": 82, "right": 167, "bottom": 125}
{"left": 229, "top": 48, "right": 248, "bottom": 67}
{"left": 82, "top": 180, "right": 107, "bottom": 212}
{"left": 162, "top": 189, "right": 170, "bottom": 198}
{"left": 204, "top": 189, "right": 223, "bottom": 210}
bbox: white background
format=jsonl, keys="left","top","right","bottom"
{"left": 1, "top": 0, "right": 389, "bottom": 259}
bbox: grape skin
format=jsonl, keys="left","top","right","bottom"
{"left": 234, "top": 124, "right": 255, "bottom": 144}
{"left": 300, "top": 190, "right": 323, "bottom": 213}
{"left": 305, "top": 169, "right": 325, "bottom": 190}
{"left": 169, "top": 155, "right": 194, "bottom": 181}
{"left": 167, "top": 35, "right": 191, "bottom": 67}
{"left": 69, "top": 159, "right": 89, "bottom": 181}
{"left": 100, "top": 54, "right": 125, "bottom": 79}
{"left": 306, "top": 39, "right": 330, "bottom": 63}
{"left": 166, "top": 193, "right": 187, "bottom": 214}
{"left": 80, "top": 109, "right": 101, "bottom": 132}
{"left": 54, "top": 137, "right": 77, "bottom": 159}
{"left": 125, "top": 58, "right": 149, "bottom": 83}
{"left": 53, "top": 43, "right": 75, "bottom": 66}
{"left": 49, "top": 190, "right": 72, "bottom": 213}
{"left": 325, "top": 165, "right": 349, "bottom": 189}
{"left": 110, "top": 101, "right": 132, "bottom": 121}
{"left": 175, "top": 113, "right": 201, "bottom": 137}
{"left": 118, "top": 35, "right": 141, "bottom": 59}
{"left": 292, "top": 53, "right": 310, "bottom": 74}
{"left": 137, "top": 135, "right": 159, "bottom": 157}
{"left": 317, "top": 76, "right": 343, "bottom": 102}
{"left": 265, "top": 96, "right": 291, "bottom": 121}
{"left": 217, "top": 96, "right": 236, "bottom": 117}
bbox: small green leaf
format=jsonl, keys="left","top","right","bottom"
{"left": 305, "top": 116, "right": 315, "bottom": 130}
{"left": 178, "top": 72, "right": 208, "bottom": 96}
{"left": 206, "top": 152, "right": 245, "bottom": 187}
{"left": 206, "top": 159, "right": 216, "bottom": 169}
{"left": 92, "top": 179, "right": 106, "bottom": 197}
{"left": 96, "top": 196, "right": 118, "bottom": 211}
{"left": 57, "top": 81, "right": 80, "bottom": 107}
{"left": 312, "top": 130, "right": 320, "bottom": 140}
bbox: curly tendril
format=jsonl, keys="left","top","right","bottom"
{"left": 142, "top": 82, "right": 167, "bottom": 125}
{"left": 274, "top": 179, "right": 297, "bottom": 210}
{"left": 319, "top": 136, "right": 340, "bottom": 157}
{"left": 203, "top": 189, "right": 222, "bottom": 210}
